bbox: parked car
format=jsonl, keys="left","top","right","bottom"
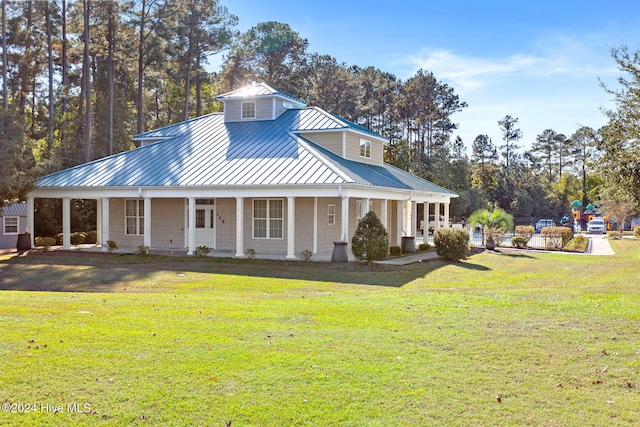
{"left": 587, "top": 217, "right": 606, "bottom": 234}
{"left": 535, "top": 219, "right": 555, "bottom": 233}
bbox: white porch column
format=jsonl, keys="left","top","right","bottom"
{"left": 287, "top": 196, "right": 296, "bottom": 259}
{"left": 27, "top": 196, "right": 35, "bottom": 248}
{"left": 444, "top": 202, "right": 450, "bottom": 228}
{"left": 143, "top": 197, "right": 152, "bottom": 248}
{"left": 100, "top": 197, "right": 110, "bottom": 251}
{"left": 313, "top": 197, "right": 318, "bottom": 254}
{"left": 435, "top": 202, "right": 441, "bottom": 229}
{"left": 62, "top": 197, "right": 71, "bottom": 249}
{"left": 410, "top": 200, "right": 417, "bottom": 237}
{"left": 187, "top": 197, "right": 196, "bottom": 255}
{"left": 235, "top": 197, "right": 244, "bottom": 257}
{"left": 380, "top": 199, "right": 388, "bottom": 232}
{"left": 341, "top": 196, "right": 349, "bottom": 241}
{"left": 363, "top": 197, "right": 370, "bottom": 217}
{"left": 424, "top": 202, "right": 430, "bottom": 236}
{"left": 396, "top": 200, "right": 404, "bottom": 246}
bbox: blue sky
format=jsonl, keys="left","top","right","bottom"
{"left": 214, "top": 0, "right": 640, "bottom": 151}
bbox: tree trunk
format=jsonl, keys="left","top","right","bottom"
{"left": 137, "top": 0, "right": 146, "bottom": 135}
{"left": 83, "top": 0, "right": 91, "bottom": 162}
{"left": 1, "top": 0, "right": 7, "bottom": 109}
{"left": 61, "top": 0, "right": 68, "bottom": 158}
{"left": 46, "top": 2, "right": 54, "bottom": 155}
{"left": 107, "top": 2, "right": 115, "bottom": 155}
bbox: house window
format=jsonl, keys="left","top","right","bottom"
{"left": 327, "top": 204, "right": 335, "bottom": 225}
{"left": 125, "top": 199, "right": 144, "bottom": 235}
{"left": 360, "top": 139, "right": 371, "bottom": 158}
{"left": 3, "top": 217, "right": 18, "bottom": 235}
{"left": 253, "top": 199, "right": 283, "bottom": 239}
{"left": 241, "top": 101, "right": 256, "bottom": 119}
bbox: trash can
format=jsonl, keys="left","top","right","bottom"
{"left": 331, "top": 241, "right": 349, "bottom": 262}
{"left": 401, "top": 236, "right": 416, "bottom": 253}
{"left": 16, "top": 233, "right": 31, "bottom": 251}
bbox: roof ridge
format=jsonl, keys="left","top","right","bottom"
{"left": 290, "top": 132, "right": 352, "bottom": 183}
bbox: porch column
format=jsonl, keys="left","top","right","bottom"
{"left": 444, "top": 202, "right": 450, "bottom": 228}
{"left": 363, "top": 197, "right": 370, "bottom": 217}
{"left": 100, "top": 197, "right": 110, "bottom": 251}
{"left": 313, "top": 197, "right": 318, "bottom": 254}
{"left": 424, "top": 202, "right": 430, "bottom": 236}
{"left": 287, "top": 196, "right": 296, "bottom": 259}
{"left": 435, "top": 202, "right": 441, "bottom": 229}
{"left": 143, "top": 197, "right": 152, "bottom": 248}
{"left": 396, "top": 200, "right": 404, "bottom": 246}
{"left": 410, "top": 200, "right": 417, "bottom": 237}
{"left": 380, "top": 199, "right": 388, "bottom": 232}
{"left": 62, "top": 197, "right": 71, "bottom": 249}
{"left": 235, "top": 197, "right": 244, "bottom": 257}
{"left": 187, "top": 197, "right": 195, "bottom": 255}
{"left": 341, "top": 196, "right": 349, "bottom": 241}
{"left": 27, "top": 196, "right": 35, "bottom": 248}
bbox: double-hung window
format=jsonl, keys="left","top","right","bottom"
{"left": 253, "top": 199, "right": 283, "bottom": 239}
{"left": 327, "top": 204, "right": 335, "bottom": 225}
{"left": 241, "top": 101, "right": 256, "bottom": 119}
{"left": 125, "top": 199, "right": 144, "bottom": 235}
{"left": 3, "top": 217, "right": 18, "bottom": 235}
{"left": 360, "top": 139, "right": 371, "bottom": 158}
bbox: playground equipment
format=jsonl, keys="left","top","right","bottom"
{"left": 570, "top": 201, "right": 613, "bottom": 231}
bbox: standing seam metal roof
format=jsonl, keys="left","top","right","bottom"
{"left": 35, "top": 108, "right": 456, "bottom": 196}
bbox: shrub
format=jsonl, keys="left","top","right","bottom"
{"left": 541, "top": 226, "right": 573, "bottom": 249}
{"left": 106, "top": 240, "right": 118, "bottom": 252}
{"left": 85, "top": 230, "right": 98, "bottom": 244}
{"left": 607, "top": 231, "right": 621, "bottom": 240}
{"left": 389, "top": 245, "right": 402, "bottom": 256}
{"left": 564, "top": 235, "right": 588, "bottom": 252}
{"left": 351, "top": 211, "right": 389, "bottom": 265}
{"left": 300, "top": 249, "right": 313, "bottom": 261}
{"left": 511, "top": 235, "right": 528, "bottom": 248}
{"left": 418, "top": 243, "right": 430, "bottom": 251}
{"left": 433, "top": 228, "right": 470, "bottom": 262}
{"left": 70, "top": 232, "right": 86, "bottom": 245}
{"left": 138, "top": 245, "right": 150, "bottom": 255}
{"left": 635, "top": 226, "right": 640, "bottom": 238}
{"left": 195, "top": 246, "right": 210, "bottom": 256}
{"left": 55, "top": 233, "right": 63, "bottom": 245}
{"left": 35, "top": 236, "right": 56, "bottom": 248}
{"left": 246, "top": 248, "right": 256, "bottom": 259}
{"left": 515, "top": 225, "right": 535, "bottom": 242}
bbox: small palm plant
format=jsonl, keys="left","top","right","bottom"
{"left": 469, "top": 208, "right": 514, "bottom": 250}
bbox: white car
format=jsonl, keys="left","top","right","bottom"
{"left": 587, "top": 217, "right": 606, "bottom": 234}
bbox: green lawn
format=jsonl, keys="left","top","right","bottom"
{"left": 1, "top": 242, "right": 639, "bottom": 426}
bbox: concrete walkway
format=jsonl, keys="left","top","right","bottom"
{"left": 375, "top": 250, "right": 440, "bottom": 265}
{"left": 586, "top": 234, "right": 615, "bottom": 255}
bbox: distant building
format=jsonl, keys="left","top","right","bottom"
{"left": 1, "top": 203, "right": 27, "bottom": 249}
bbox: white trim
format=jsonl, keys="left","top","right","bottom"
{"left": 286, "top": 196, "right": 295, "bottom": 259}
{"left": 341, "top": 196, "right": 349, "bottom": 242}
{"left": 252, "top": 198, "right": 284, "bottom": 240}
{"left": 235, "top": 197, "right": 244, "bottom": 257}
{"left": 2, "top": 216, "right": 19, "bottom": 235}
{"left": 62, "top": 198, "right": 71, "bottom": 250}
{"left": 313, "top": 197, "right": 318, "bottom": 254}
{"left": 327, "top": 203, "right": 336, "bottom": 226}
{"left": 101, "top": 198, "right": 110, "bottom": 251}
{"left": 144, "top": 197, "right": 152, "bottom": 247}
{"left": 359, "top": 138, "right": 371, "bottom": 158}
{"left": 124, "top": 199, "right": 144, "bottom": 235}
{"left": 188, "top": 197, "right": 196, "bottom": 255}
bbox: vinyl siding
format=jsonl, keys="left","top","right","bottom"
{"left": 224, "top": 98, "right": 290, "bottom": 122}
{"left": 315, "top": 197, "right": 342, "bottom": 253}
{"left": 300, "top": 131, "right": 344, "bottom": 157}
{"left": 344, "top": 132, "right": 383, "bottom": 165}
{"left": 110, "top": 198, "right": 144, "bottom": 248}
{"left": 214, "top": 198, "right": 236, "bottom": 252}
{"left": 150, "top": 199, "right": 184, "bottom": 249}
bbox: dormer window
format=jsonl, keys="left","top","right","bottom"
{"left": 241, "top": 102, "right": 256, "bottom": 119}
{"left": 360, "top": 139, "right": 371, "bottom": 158}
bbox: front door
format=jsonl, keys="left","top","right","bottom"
{"left": 195, "top": 199, "right": 216, "bottom": 249}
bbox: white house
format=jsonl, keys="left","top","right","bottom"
{"left": 27, "top": 83, "right": 457, "bottom": 258}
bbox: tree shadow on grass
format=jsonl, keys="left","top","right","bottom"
{"left": 0, "top": 249, "right": 455, "bottom": 291}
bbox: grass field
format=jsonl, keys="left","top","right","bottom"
{"left": 1, "top": 242, "right": 639, "bottom": 426}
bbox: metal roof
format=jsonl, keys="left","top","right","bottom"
{"left": 35, "top": 109, "right": 456, "bottom": 197}
{"left": 1, "top": 203, "right": 27, "bottom": 217}
{"left": 216, "top": 82, "right": 307, "bottom": 107}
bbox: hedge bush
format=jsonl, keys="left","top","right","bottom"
{"left": 433, "top": 228, "right": 470, "bottom": 261}
{"left": 351, "top": 211, "right": 389, "bottom": 264}
{"left": 511, "top": 235, "right": 528, "bottom": 248}
{"left": 70, "top": 232, "right": 86, "bottom": 245}
{"left": 635, "top": 226, "right": 640, "bottom": 238}
{"left": 564, "top": 235, "right": 588, "bottom": 252}
{"left": 389, "top": 245, "right": 402, "bottom": 256}
{"left": 515, "top": 225, "right": 535, "bottom": 241}
{"left": 85, "top": 230, "right": 98, "bottom": 244}
{"left": 418, "top": 243, "right": 430, "bottom": 251}
{"left": 35, "top": 236, "right": 56, "bottom": 247}
{"left": 541, "top": 226, "right": 573, "bottom": 249}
